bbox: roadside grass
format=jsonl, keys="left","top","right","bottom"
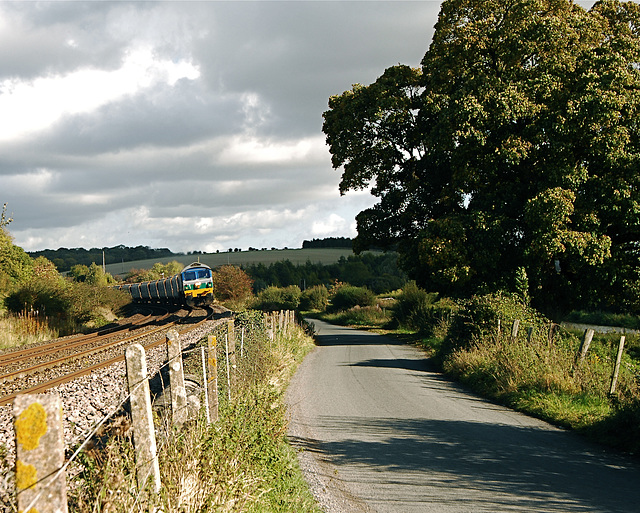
{"left": 69, "top": 313, "right": 322, "bottom": 512}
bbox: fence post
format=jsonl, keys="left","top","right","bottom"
{"left": 125, "top": 343, "right": 161, "bottom": 495}
{"left": 574, "top": 328, "right": 595, "bottom": 370}
{"left": 609, "top": 335, "right": 626, "bottom": 395}
{"left": 227, "top": 320, "right": 237, "bottom": 390}
{"left": 166, "top": 329, "right": 188, "bottom": 426}
{"left": 511, "top": 319, "right": 520, "bottom": 340}
{"left": 14, "top": 393, "right": 68, "bottom": 513}
{"left": 207, "top": 335, "right": 219, "bottom": 422}
{"left": 201, "top": 346, "right": 210, "bottom": 423}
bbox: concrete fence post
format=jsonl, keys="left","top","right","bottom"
{"left": 511, "top": 319, "right": 520, "bottom": 340}
{"left": 206, "top": 335, "right": 219, "bottom": 422}
{"left": 125, "top": 343, "right": 161, "bottom": 495}
{"left": 166, "top": 329, "right": 188, "bottom": 426}
{"left": 13, "top": 393, "right": 68, "bottom": 513}
{"left": 227, "top": 320, "right": 237, "bottom": 390}
{"left": 575, "top": 328, "right": 595, "bottom": 370}
{"left": 610, "top": 335, "right": 626, "bottom": 395}
{"left": 201, "top": 346, "right": 210, "bottom": 423}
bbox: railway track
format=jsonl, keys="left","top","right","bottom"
{"left": 0, "top": 306, "right": 215, "bottom": 406}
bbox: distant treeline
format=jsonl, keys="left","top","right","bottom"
{"left": 28, "top": 245, "right": 177, "bottom": 272}
{"left": 28, "top": 238, "right": 355, "bottom": 273}
{"left": 302, "top": 237, "right": 352, "bottom": 249}
{"left": 244, "top": 252, "right": 405, "bottom": 294}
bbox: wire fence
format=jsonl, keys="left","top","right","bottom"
{"left": 8, "top": 310, "right": 299, "bottom": 513}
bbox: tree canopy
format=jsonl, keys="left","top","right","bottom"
{"left": 323, "top": 0, "right": 640, "bottom": 314}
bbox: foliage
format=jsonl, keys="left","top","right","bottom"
{"left": 29, "top": 245, "right": 176, "bottom": 272}
{"left": 245, "top": 252, "right": 406, "bottom": 294}
{"left": 5, "top": 275, "right": 129, "bottom": 333}
{"left": 253, "top": 286, "right": 302, "bottom": 311}
{"left": 392, "top": 281, "right": 459, "bottom": 337}
{"left": 302, "top": 237, "right": 352, "bottom": 249}
{"left": 300, "top": 285, "right": 329, "bottom": 311}
{"left": 322, "top": 0, "right": 640, "bottom": 315}
{"left": 124, "top": 261, "right": 184, "bottom": 283}
{"left": 329, "top": 285, "right": 376, "bottom": 312}
{"left": 0, "top": 227, "right": 33, "bottom": 288}
{"left": 321, "top": 305, "right": 392, "bottom": 328}
{"left": 443, "top": 292, "right": 549, "bottom": 355}
{"left": 213, "top": 265, "right": 254, "bottom": 306}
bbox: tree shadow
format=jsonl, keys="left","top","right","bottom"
{"left": 290, "top": 416, "right": 640, "bottom": 512}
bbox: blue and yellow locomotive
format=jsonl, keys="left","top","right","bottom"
{"left": 115, "top": 262, "right": 214, "bottom": 307}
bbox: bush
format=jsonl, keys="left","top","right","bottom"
{"left": 213, "top": 265, "right": 254, "bottom": 305}
{"left": 300, "top": 285, "right": 329, "bottom": 311}
{"left": 442, "top": 291, "right": 547, "bottom": 356}
{"left": 329, "top": 285, "right": 375, "bottom": 312}
{"left": 392, "top": 282, "right": 459, "bottom": 338}
{"left": 253, "top": 285, "right": 301, "bottom": 311}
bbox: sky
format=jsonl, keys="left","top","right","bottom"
{"left": 0, "top": 0, "right": 442, "bottom": 254}
{"left": 0, "top": 0, "right": 600, "bottom": 255}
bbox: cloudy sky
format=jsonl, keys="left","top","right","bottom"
{"left": 0, "top": 0, "right": 441, "bottom": 253}
{"left": 1, "top": 0, "right": 598, "bottom": 254}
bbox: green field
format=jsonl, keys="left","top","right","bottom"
{"left": 104, "top": 247, "right": 362, "bottom": 277}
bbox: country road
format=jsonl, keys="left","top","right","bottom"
{"left": 286, "top": 319, "right": 640, "bottom": 513}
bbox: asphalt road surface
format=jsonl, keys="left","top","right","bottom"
{"left": 286, "top": 319, "right": 640, "bottom": 513}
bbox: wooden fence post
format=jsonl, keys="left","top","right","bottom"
{"left": 14, "top": 393, "right": 68, "bottom": 513}
{"left": 610, "top": 335, "right": 626, "bottom": 395}
{"left": 125, "top": 343, "right": 161, "bottom": 495}
{"left": 166, "top": 329, "right": 188, "bottom": 426}
{"left": 206, "top": 335, "right": 219, "bottom": 422}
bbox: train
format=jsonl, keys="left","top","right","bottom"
{"left": 114, "top": 262, "right": 214, "bottom": 307}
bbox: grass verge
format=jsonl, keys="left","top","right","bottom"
{"left": 69, "top": 313, "right": 322, "bottom": 512}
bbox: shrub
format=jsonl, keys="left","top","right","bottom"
{"left": 253, "top": 285, "right": 301, "bottom": 311}
{"left": 300, "top": 285, "right": 329, "bottom": 311}
{"left": 391, "top": 281, "right": 458, "bottom": 337}
{"left": 213, "top": 265, "right": 254, "bottom": 305}
{"left": 443, "top": 291, "right": 547, "bottom": 355}
{"left": 329, "top": 285, "right": 375, "bottom": 312}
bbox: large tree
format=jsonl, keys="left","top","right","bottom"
{"left": 323, "top": 0, "right": 640, "bottom": 313}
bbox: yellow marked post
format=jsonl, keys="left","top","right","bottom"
{"left": 13, "top": 394, "right": 68, "bottom": 513}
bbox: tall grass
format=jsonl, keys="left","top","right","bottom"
{"left": 0, "top": 310, "right": 61, "bottom": 350}
{"left": 439, "top": 293, "right": 640, "bottom": 451}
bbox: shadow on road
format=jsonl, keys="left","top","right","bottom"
{"left": 290, "top": 415, "right": 640, "bottom": 512}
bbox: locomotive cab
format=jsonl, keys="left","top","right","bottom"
{"left": 181, "top": 263, "right": 214, "bottom": 306}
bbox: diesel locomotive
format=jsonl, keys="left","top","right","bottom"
{"left": 115, "top": 262, "right": 214, "bottom": 307}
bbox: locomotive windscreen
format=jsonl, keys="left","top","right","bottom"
{"left": 183, "top": 268, "right": 211, "bottom": 281}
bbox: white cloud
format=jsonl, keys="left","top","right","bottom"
{"left": 0, "top": 47, "right": 200, "bottom": 141}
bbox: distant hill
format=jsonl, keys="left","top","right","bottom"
{"left": 29, "top": 238, "right": 356, "bottom": 273}
{"left": 103, "top": 247, "right": 362, "bottom": 277}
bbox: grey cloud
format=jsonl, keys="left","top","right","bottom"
{"left": 1, "top": 1, "right": 439, "bottom": 252}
